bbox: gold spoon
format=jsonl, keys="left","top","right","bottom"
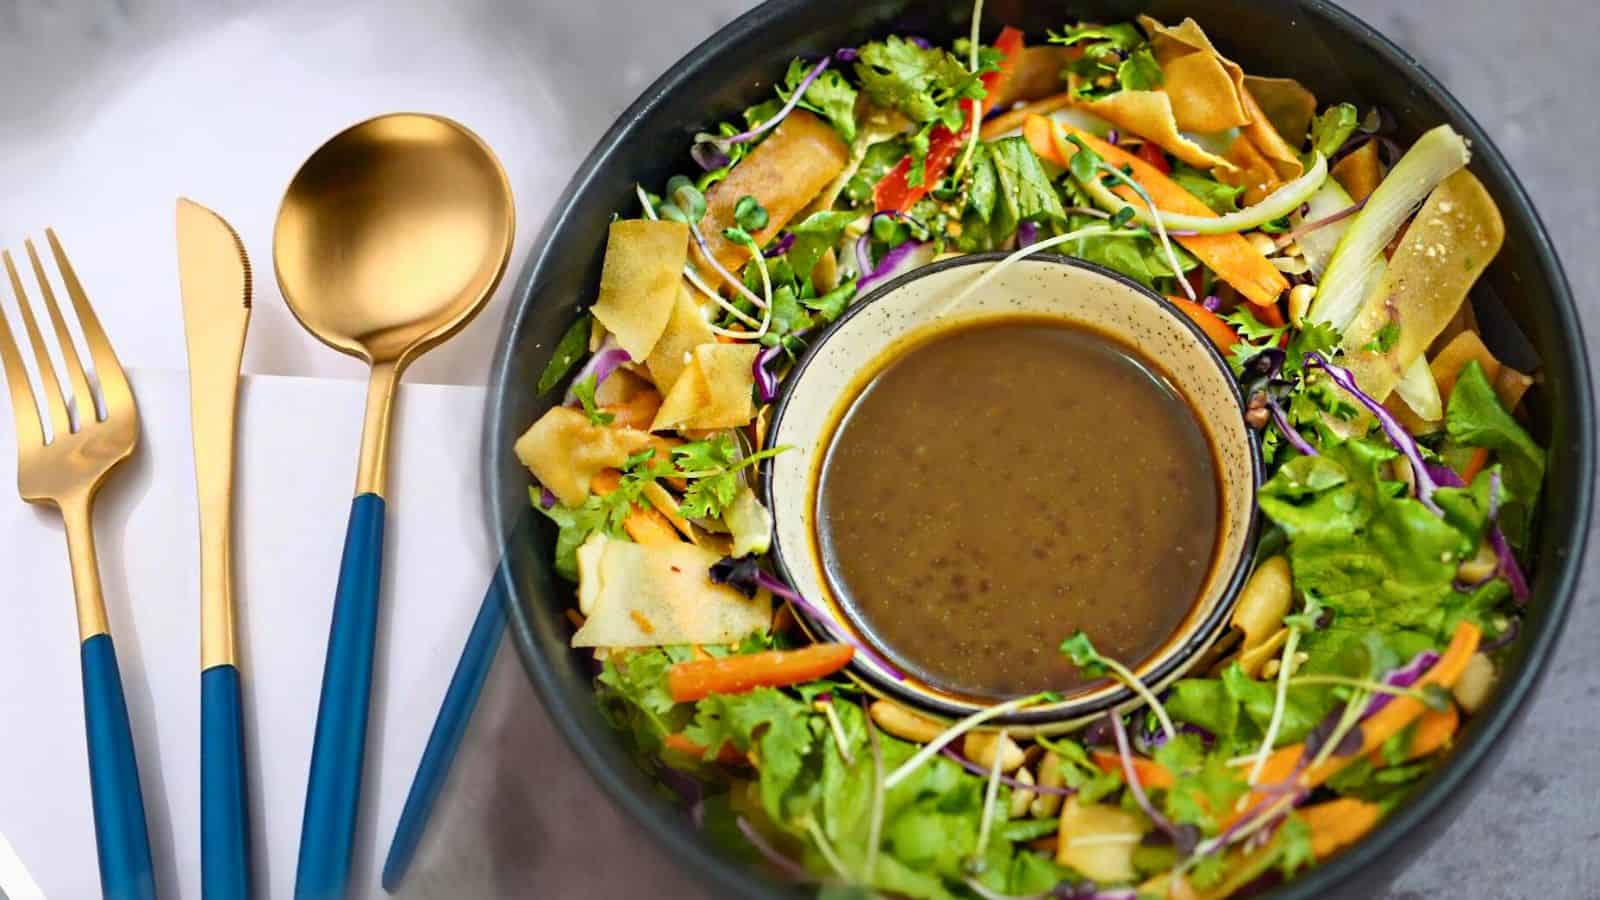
{"left": 273, "top": 112, "right": 513, "bottom": 899}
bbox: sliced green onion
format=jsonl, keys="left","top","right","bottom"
{"left": 1393, "top": 355, "right": 1443, "bottom": 421}
{"left": 1078, "top": 152, "right": 1329, "bottom": 236}
{"left": 1309, "top": 125, "right": 1470, "bottom": 330}
{"left": 1292, "top": 178, "right": 1355, "bottom": 277}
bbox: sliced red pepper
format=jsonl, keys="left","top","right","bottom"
{"left": 979, "top": 26, "right": 1026, "bottom": 116}
{"left": 873, "top": 26, "right": 1025, "bottom": 213}
{"left": 1135, "top": 141, "right": 1172, "bottom": 174}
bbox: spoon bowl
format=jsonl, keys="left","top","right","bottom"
{"left": 274, "top": 112, "right": 513, "bottom": 899}
{"left": 275, "top": 113, "right": 514, "bottom": 365}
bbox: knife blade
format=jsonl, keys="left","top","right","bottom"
{"left": 177, "top": 197, "right": 255, "bottom": 900}
{"left": 177, "top": 197, "right": 251, "bottom": 667}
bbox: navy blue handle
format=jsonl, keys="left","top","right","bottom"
{"left": 81, "top": 633, "right": 158, "bottom": 900}
{"left": 295, "top": 493, "right": 386, "bottom": 900}
{"left": 202, "top": 664, "right": 251, "bottom": 900}
{"left": 380, "top": 561, "right": 508, "bottom": 891}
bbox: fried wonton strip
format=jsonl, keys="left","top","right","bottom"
{"left": 1237, "top": 85, "right": 1303, "bottom": 181}
{"left": 1342, "top": 170, "right": 1506, "bottom": 403}
{"left": 1331, "top": 140, "right": 1384, "bottom": 202}
{"left": 515, "top": 407, "right": 653, "bottom": 507}
{"left": 646, "top": 285, "right": 718, "bottom": 396}
{"left": 1430, "top": 330, "right": 1535, "bottom": 412}
{"left": 650, "top": 343, "right": 760, "bottom": 432}
{"left": 1243, "top": 75, "right": 1318, "bottom": 149}
{"left": 1055, "top": 798, "right": 1143, "bottom": 884}
{"left": 1140, "top": 16, "right": 1303, "bottom": 180}
{"left": 987, "top": 46, "right": 1076, "bottom": 110}
{"left": 1159, "top": 50, "right": 1250, "bottom": 132}
{"left": 1081, "top": 90, "right": 1236, "bottom": 171}
{"left": 570, "top": 534, "right": 771, "bottom": 648}
{"left": 694, "top": 110, "right": 849, "bottom": 288}
{"left": 590, "top": 219, "right": 690, "bottom": 361}
{"left": 1219, "top": 134, "right": 1283, "bottom": 206}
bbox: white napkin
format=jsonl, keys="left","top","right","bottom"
{"left": 0, "top": 368, "right": 705, "bottom": 898}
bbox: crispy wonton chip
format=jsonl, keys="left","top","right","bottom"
{"left": 1331, "top": 140, "right": 1384, "bottom": 202}
{"left": 1342, "top": 170, "right": 1506, "bottom": 403}
{"left": 590, "top": 219, "right": 689, "bottom": 361}
{"left": 515, "top": 407, "right": 653, "bottom": 507}
{"left": 1140, "top": 15, "right": 1303, "bottom": 181}
{"left": 1159, "top": 51, "right": 1250, "bottom": 133}
{"left": 1244, "top": 75, "right": 1318, "bottom": 149}
{"left": 572, "top": 534, "right": 771, "bottom": 647}
{"left": 695, "top": 110, "right": 849, "bottom": 287}
{"left": 1081, "top": 91, "right": 1236, "bottom": 171}
{"left": 645, "top": 285, "right": 717, "bottom": 397}
{"left": 1219, "top": 135, "right": 1283, "bottom": 206}
{"left": 651, "top": 343, "right": 760, "bottom": 432}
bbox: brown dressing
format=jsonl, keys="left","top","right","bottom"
{"left": 815, "top": 316, "right": 1220, "bottom": 699}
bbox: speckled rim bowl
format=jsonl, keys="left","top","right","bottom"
{"left": 761, "top": 254, "right": 1261, "bottom": 731}
{"left": 484, "top": 2, "right": 1593, "bottom": 897}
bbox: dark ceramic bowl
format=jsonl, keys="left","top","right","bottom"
{"left": 484, "top": 2, "right": 1593, "bottom": 897}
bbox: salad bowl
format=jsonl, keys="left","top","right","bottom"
{"left": 485, "top": 1, "right": 1592, "bottom": 897}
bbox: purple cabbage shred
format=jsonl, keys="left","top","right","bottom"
{"left": 562, "top": 337, "right": 631, "bottom": 407}
{"left": 762, "top": 232, "right": 796, "bottom": 258}
{"left": 1304, "top": 352, "right": 1441, "bottom": 513}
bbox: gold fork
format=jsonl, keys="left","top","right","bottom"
{"left": 0, "top": 230, "right": 157, "bottom": 900}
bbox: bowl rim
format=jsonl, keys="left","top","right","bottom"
{"left": 485, "top": 1, "right": 1595, "bottom": 897}
{"left": 758, "top": 251, "right": 1264, "bottom": 728}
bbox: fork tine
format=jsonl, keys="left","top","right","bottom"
{"left": 45, "top": 230, "right": 134, "bottom": 421}
{"left": 25, "top": 239, "right": 96, "bottom": 426}
{"left": 3, "top": 250, "right": 71, "bottom": 440}
{"left": 0, "top": 277, "right": 47, "bottom": 451}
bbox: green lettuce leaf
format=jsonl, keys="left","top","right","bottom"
{"left": 1446, "top": 360, "right": 1545, "bottom": 546}
{"left": 779, "top": 58, "right": 858, "bottom": 143}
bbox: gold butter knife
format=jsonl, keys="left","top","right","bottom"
{"left": 177, "top": 197, "right": 253, "bottom": 899}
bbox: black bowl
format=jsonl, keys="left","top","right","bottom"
{"left": 484, "top": 2, "right": 1593, "bottom": 897}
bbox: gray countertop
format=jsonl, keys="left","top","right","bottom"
{"left": 3, "top": 0, "right": 1594, "bottom": 897}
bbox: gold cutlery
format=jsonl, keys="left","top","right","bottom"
{"left": 176, "top": 198, "right": 253, "bottom": 900}
{"left": 272, "top": 113, "right": 514, "bottom": 897}
{"left": 0, "top": 231, "right": 156, "bottom": 900}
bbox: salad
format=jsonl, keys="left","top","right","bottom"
{"left": 515, "top": 9, "right": 1545, "bottom": 898}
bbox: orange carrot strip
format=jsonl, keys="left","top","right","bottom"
{"left": 1369, "top": 704, "right": 1459, "bottom": 766}
{"left": 590, "top": 469, "right": 682, "bottom": 546}
{"left": 1458, "top": 447, "right": 1490, "bottom": 485}
{"left": 662, "top": 732, "right": 746, "bottom": 766}
{"left": 667, "top": 644, "right": 855, "bottom": 703}
{"left": 1168, "top": 296, "right": 1241, "bottom": 351}
{"left": 1091, "top": 749, "right": 1176, "bottom": 789}
{"left": 1023, "top": 115, "right": 1289, "bottom": 307}
{"left": 1299, "top": 798, "right": 1383, "bottom": 860}
{"left": 980, "top": 90, "right": 1074, "bottom": 140}
{"left": 1227, "top": 622, "right": 1482, "bottom": 827}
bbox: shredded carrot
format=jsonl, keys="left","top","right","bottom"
{"left": 667, "top": 644, "right": 855, "bottom": 703}
{"left": 980, "top": 90, "right": 1074, "bottom": 140}
{"left": 662, "top": 732, "right": 746, "bottom": 766}
{"left": 1299, "top": 798, "right": 1383, "bottom": 860}
{"left": 590, "top": 469, "right": 682, "bottom": 546}
{"left": 629, "top": 610, "right": 656, "bottom": 635}
{"left": 1458, "top": 447, "right": 1490, "bottom": 485}
{"left": 1227, "top": 621, "right": 1482, "bottom": 828}
{"left": 1023, "top": 115, "right": 1289, "bottom": 307}
{"left": 1168, "top": 296, "right": 1241, "bottom": 351}
{"left": 1370, "top": 704, "right": 1459, "bottom": 766}
{"left": 1091, "top": 749, "right": 1176, "bottom": 789}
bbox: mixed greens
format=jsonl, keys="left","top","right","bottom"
{"left": 515, "top": 9, "right": 1544, "bottom": 898}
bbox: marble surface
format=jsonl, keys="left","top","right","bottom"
{"left": 0, "top": 0, "right": 1595, "bottom": 897}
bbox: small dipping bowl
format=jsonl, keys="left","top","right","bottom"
{"left": 762, "top": 254, "right": 1261, "bottom": 731}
